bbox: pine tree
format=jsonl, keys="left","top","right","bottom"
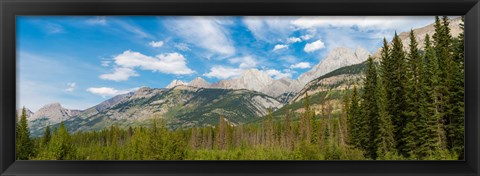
{"left": 361, "top": 56, "right": 379, "bottom": 159}
{"left": 375, "top": 74, "right": 396, "bottom": 159}
{"left": 16, "top": 107, "right": 34, "bottom": 160}
{"left": 303, "top": 93, "right": 312, "bottom": 143}
{"left": 340, "top": 89, "right": 350, "bottom": 146}
{"left": 284, "top": 109, "right": 294, "bottom": 150}
{"left": 310, "top": 104, "right": 318, "bottom": 145}
{"left": 347, "top": 86, "right": 362, "bottom": 149}
{"left": 390, "top": 32, "right": 408, "bottom": 156}
{"left": 448, "top": 16, "right": 465, "bottom": 159}
{"left": 41, "top": 122, "right": 74, "bottom": 160}
{"left": 401, "top": 30, "right": 424, "bottom": 159}
{"left": 43, "top": 125, "right": 52, "bottom": 145}
{"left": 424, "top": 34, "right": 447, "bottom": 151}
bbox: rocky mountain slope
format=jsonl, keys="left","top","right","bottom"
{"left": 291, "top": 62, "right": 367, "bottom": 103}
{"left": 188, "top": 77, "right": 211, "bottom": 88}
{"left": 211, "top": 69, "right": 274, "bottom": 92}
{"left": 373, "top": 17, "right": 462, "bottom": 58}
{"left": 298, "top": 47, "right": 370, "bottom": 85}
{"left": 166, "top": 80, "right": 187, "bottom": 89}
{"left": 29, "top": 86, "right": 283, "bottom": 136}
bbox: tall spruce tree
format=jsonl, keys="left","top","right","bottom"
{"left": 361, "top": 56, "right": 380, "bottom": 159}
{"left": 375, "top": 75, "right": 396, "bottom": 159}
{"left": 347, "top": 86, "right": 362, "bottom": 149}
{"left": 43, "top": 125, "right": 52, "bottom": 145}
{"left": 415, "top": 34, "right": 442, "bottom": 159}
{"left": 379, "top": 38, "right": 394, "bottom": 115}
{"left": 448, "top": 16, "right": 465, "bottom": 159}
{"left": 16, "top": 107, "right": 34, "bottom": 160}
{"left": 389, "top": 32, "right": 408, "bottom": 156}
{"left": 424, "top": 34, "right": 447, "bottom": 150}
{"left": 402, "top": 30, "right": 424, "bottom": 159}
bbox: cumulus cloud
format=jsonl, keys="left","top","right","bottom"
{"left": 287, "top": 37, "right": 302, "bottom": 43}
{"left": 264, "top": 69, "right": 292, "bottom": 79}
{"left": 100, "top": 67, "right": 139, "bottom": 81}
{"left": 86, "top": 87, "right": 140, "bottom": 97}
{"left": 64, "top": 82, "right": 76, "bottom": 92}
{"left": 229, "top": 56, "right": 258, "bottom": 69}
{"left": 114, "top": 51, "right": 194, "bottom": 74}
{"left": 100, "top": 50, "right": 195, "bottom": 81}
{"left": 272, "top": 44, "right": 288, "bottom": 51}
{"left": 166, "top": 17, "right": 235, "bottom": 56}
{"left": 149, "top": 41, "right": 164, "bottom": 48}
{"left": 304, "top": 40, "right": 325, "bottom": 53}
{"left": 203, "top": 66, "right": 243, "bottom": 79}
{"left": 300, "top": 34, "right": 313, "bottom": 40}
{"left": 290, "top": 62, "right": 311, "bottom": 69}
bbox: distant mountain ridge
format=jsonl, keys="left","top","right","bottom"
{"left": 163, "top": 46, "right": 370, "bottom": 99}
{"left": 28, "top": 86, "right": 283, "bottom": 136}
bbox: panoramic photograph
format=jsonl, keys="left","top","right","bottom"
{"left": 16, "top": 16, "right": 464, "bottom": 160}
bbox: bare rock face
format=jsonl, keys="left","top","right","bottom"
{"left": 166, "top": 80, "right": 187, "bottom": 89}
{"left": 373, "top": 17, "right": 463, "bottom": 58}
{"left": 298, "top": 47, "right": 370, "bottom": 85}
{"left": 188, "top": 77, "right": 211, "bottom": 88}
{"left": 249, "top": 95, "right": 284, "bottom": 116}
{"left": 260, "top": 77, "right": 302, "bottom": 98}
{"left": 29, "top": 103, "right": 81, "bottom": 123}
{"left": 212, "top": 69, "right": 274, "bottom": 92}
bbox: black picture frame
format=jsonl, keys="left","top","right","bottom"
{"left": 1, "top": 0, "right": 479, "bottom": 175}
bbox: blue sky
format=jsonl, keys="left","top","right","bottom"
{"left": 17, "top": 16, "right": 437, "bottom": 111}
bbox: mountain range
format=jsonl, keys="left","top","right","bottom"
{"left": 21, "top": 18, "right": 462, "bottom": 137}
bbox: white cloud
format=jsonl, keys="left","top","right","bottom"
{"left": 166, "top": 17, "right": 235, "bottom": 56}
{"left": 87, "top": 16, "right": 107, "bottom": 25}
{"left": 292, "top": 16, "right": 434, "bottom": 32}
{"left": 86, "top": 87, "right": 140, "bottom": 98}
{"left": 149, "top": 41, "right": 164, "bottom": 48}
{"left": 304, "top": 40, "right": 325, "bottom": 53}
{"left": 99, "top": 67, "right": 139, "bottom": 81}
{"left": 100, "top": 50, "right": 195, "bottom": 81}
{"left": 290, "top": 62, "right": 311, "bottom": 69}
{"left": 264, "top": 69, "right": 292, "bottom": 79}
{"left": 203, "top": 66, "right": 242, "bottom": 79}
{"left": 243, "top": 16, "right": 295, "bottom": 43}
{"left": 287, "top": 37, "right": 302, "bottom": 43}
{"left": 64, "top": 82, "right": 76, "bottom": 92}
{"left": 114, "top": 51, "right": 195, "bottom": 74}
{"left": 175, "top": 43, "right": 191, "bottom": 51}
{"left": 273, "top": 44, "right": 288, "bottom": 51}
{"left": 301, "top": 34, "right": 313, "bottom": 40}
{"left": 229, "top": 56, "right": 258, "bottom": 69}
